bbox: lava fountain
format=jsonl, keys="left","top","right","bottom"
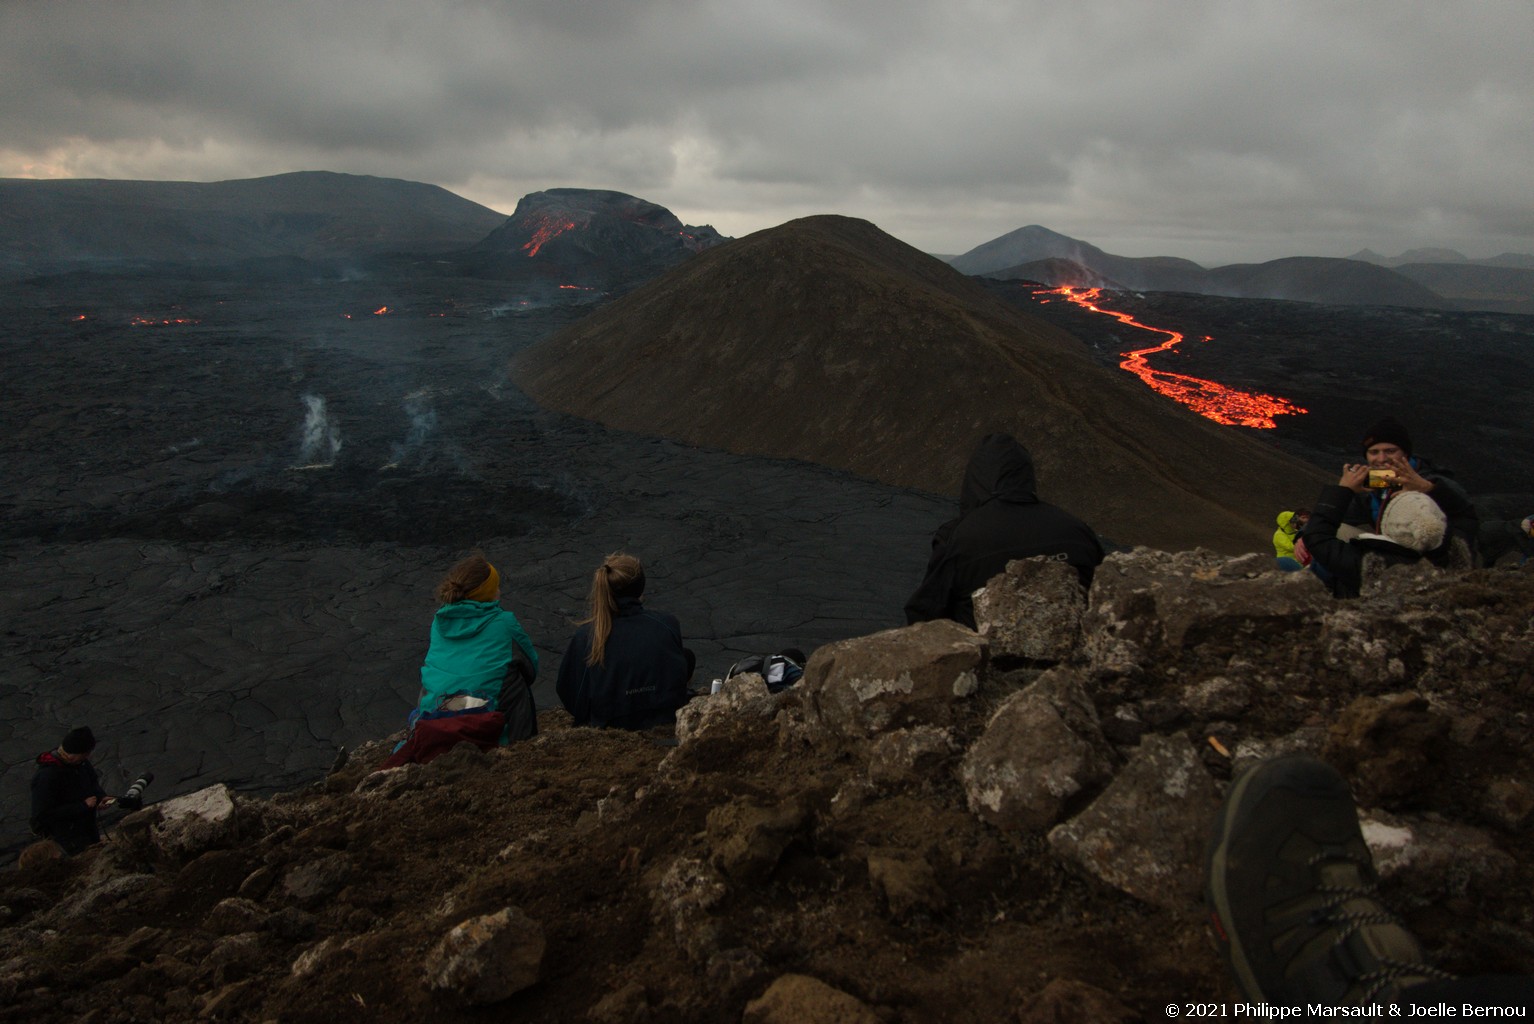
{"left": 1036, "top": 287, "right": 1306, "bottom": 429}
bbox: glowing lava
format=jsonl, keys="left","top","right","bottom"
{"left": 521, "top": 214, "right": 578, "bottom": 257}
{"left": 130, "top": 315, "right": 199, "bottom": 326}
{"left": 1036, "top": 286, "right": 1306, "bottom": 429}
{"left": 373, "top": 306, "right": 390, "bottom": 315}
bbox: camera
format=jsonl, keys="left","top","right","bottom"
{"left": 1367, "top": 469, "right": 1397, "bottom": 489}
{"left": 119, "top": 772, "right": 154, "bottom": 811}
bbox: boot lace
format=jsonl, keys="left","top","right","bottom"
{"left": 1306, "top": 851, "right": 1456, "bottom": 1004}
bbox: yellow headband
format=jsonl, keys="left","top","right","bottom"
{"left": 465, "top": 564, "right": 500, "bottom": 602}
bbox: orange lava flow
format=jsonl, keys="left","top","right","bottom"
{"left": 1036, "top": 286, "right": 1306, "bottom": 429}
{"left": 130, "top": 316, "right": 199, "bottom": 326}
{"left": 522, "top": 215, "right": 578, "bottom": 257}
{"left": 373, "top": 306, "right": 390, "bottom": 315}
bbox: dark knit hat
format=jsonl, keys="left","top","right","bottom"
{"left": 61, "top": 726, "right": 96, "bottom": 755}
{"left": 1362, "top": 416, "right": 1412, "bottom": 456}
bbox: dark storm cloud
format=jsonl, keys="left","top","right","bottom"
{"left": 2, "top": 0, "right": 1530, "bottom": 263}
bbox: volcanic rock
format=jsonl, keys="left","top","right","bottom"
{"left": 971, "top": 555, "right": 1088, "bottom": 662}
{"left": 804, "top": 618, "right": 985, "bottom": 741}
{"left": 424, "top": 905, "right": 546, "bottom": 1005}
{"left": 149, "top": 784, "right": 240, "bottom": 860}
{"left": 1046, "top": 732, "right": 1219, "bottom": 909}
{"left": 959, "top": 668, "right": 1115, "bottom": 831}
{"left": 513, "top": 215, "right": 1328, "bottom": 552}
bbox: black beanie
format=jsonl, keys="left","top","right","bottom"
{"left": 1362, "top": 416, "right": 1412, "bottom": 456}
{"left": 61, "top": 727, "right": 96, "bottom": 755}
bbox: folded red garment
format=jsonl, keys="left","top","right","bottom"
{"left": 378, "top": 710, "right": 506, "bottom": 769}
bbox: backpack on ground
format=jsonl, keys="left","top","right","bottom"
{"left": 724, "top": 652, "right": 804, "bottom": 694}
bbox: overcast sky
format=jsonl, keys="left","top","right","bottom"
{"left": 3, "top": 1, "right": 1530, "bottom": 265}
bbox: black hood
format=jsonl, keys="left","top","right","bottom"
{"left": 959, "top": 434, "right": 1038, "bottom": 514}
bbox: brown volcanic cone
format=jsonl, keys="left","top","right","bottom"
{"left": 512, "top": 215, "right": 1326, "bottom": 552}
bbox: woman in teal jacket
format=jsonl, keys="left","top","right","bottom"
{"left": 417, "top": 553, "right": 539, "bottom": 743}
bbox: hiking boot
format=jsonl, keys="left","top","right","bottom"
{"left": 1205, "top": 755, "right": 1450, "bottom": 1006}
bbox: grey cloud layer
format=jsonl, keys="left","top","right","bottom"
{"left": 2, "top": 0, "right": 1530, "bottom": 262}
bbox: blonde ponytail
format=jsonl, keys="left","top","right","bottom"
{"left": 579, "top": 553, "right": 644, "bottom": 666}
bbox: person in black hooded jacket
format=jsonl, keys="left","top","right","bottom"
{"left": 905, "top": 434, "right": 1105, "bottom": 629}
{"left": 30, "top": 726, "right": 110, "bottom": 854}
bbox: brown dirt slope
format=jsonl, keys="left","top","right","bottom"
{"left": 511, "top": 215, "right": 1327, "bottom": 553}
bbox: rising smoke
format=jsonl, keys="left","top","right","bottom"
{"left": 295, "top": 394, "right": 342, "bottom": 467}
{"left": 382, "top": 391, "right": 438, "bottom": 469}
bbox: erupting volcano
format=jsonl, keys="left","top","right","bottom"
{"left": 521, "top": 214, "right": 579, "bottom": 257}
{"left": 1036, "top": 286, "right": 1306, "bottom": 428}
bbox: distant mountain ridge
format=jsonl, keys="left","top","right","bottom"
{"left": 0, "top": 171, "right": 508, "bottom": 278}
{"left": 953, "top": 225, "right": 1534, "bottom": 313}
{"left": 1349, "top": 246, "right": 1534, "bottom": 270}
{"left": 949, "top": 225, "right": 1209, "bottom": 292}
{"left": 953, "top": 225, "right": 1451, "bottom": 310}
{"left": 513, "top": 215, "right": 1326, "bottom": 554}
{"left": 7, "top": 172, "right": 1527, "bottom": 312}
{"left": 0, "top": 175, "right": 730, "bottom": 301}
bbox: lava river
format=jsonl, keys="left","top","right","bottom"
{"left": 1037, "top": 286, "right": 1306, "bottom": 429}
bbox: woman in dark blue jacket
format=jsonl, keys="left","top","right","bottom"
{"left": 556, "top": 553, "right": 694, "bottom": 730}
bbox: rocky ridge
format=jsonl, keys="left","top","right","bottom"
{"left": 3, "top": 554, "right": 1531, "bottom": 1023}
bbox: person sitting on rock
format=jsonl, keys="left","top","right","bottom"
{"left": 905, "top": 433, "right": 1104, "bottom": 629}
{"left": 556, "top": 552, "right": 695, "bottom": 730}
{"left": 1344, "top": 416, "right": 1477, "bottom": 564}
{"left": 413, "top": 553, "right": 539, "bottom": 746}
{"left": 1478, "top": 514, "right": 1534, "bottom": 566}
{"left": 30, "top": 726, "right": 111, "bottom": 855}
{"left": 1272, "top": 508, "right": 1310, "bottom": 571}
{"left": 1301, "top": 471, "right": 1452, "bottom": 598}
